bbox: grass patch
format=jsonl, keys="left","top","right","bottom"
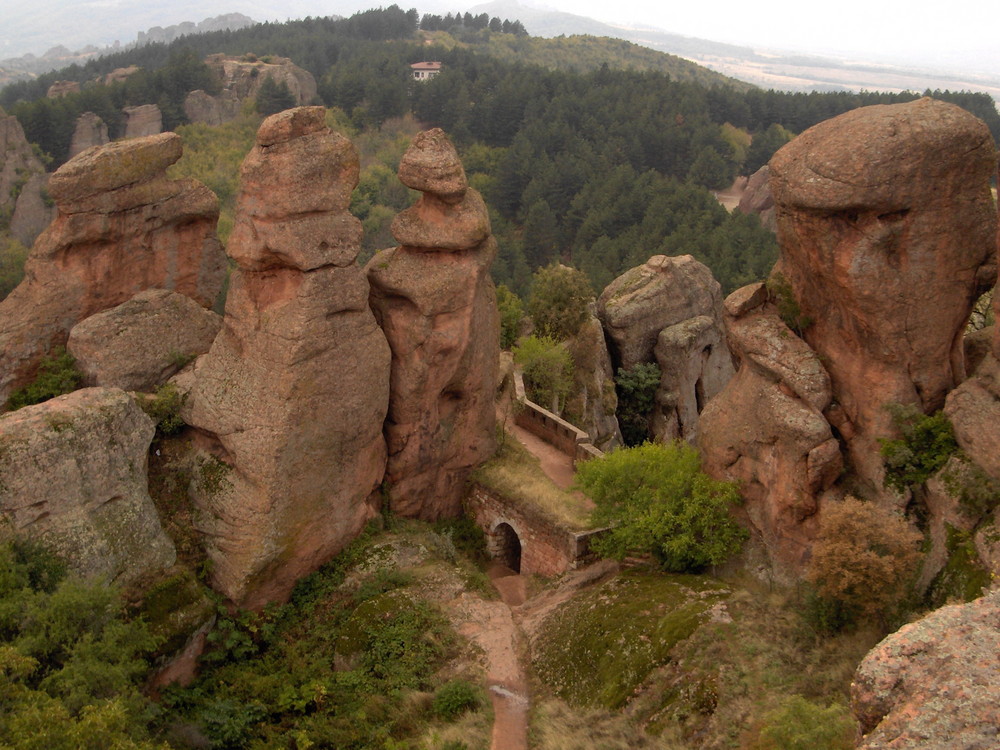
{"left": 474, "top": 432, "right": 593, "bottom": 530}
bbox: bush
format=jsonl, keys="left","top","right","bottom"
{"left": 6, "top": 347, "right": 82, "bottom": 411}
{"left": 766, "top": 271, "right": 812, "bottom": 335}
{"left": 614, "top": 362, "right": 661, "bottom": 446}
{"left": 496, "top": 283, "right": 524, "bottom": 350}
{"left": 513, "top": 335, "right": 574, "bottom": 413}
{"left": 805, "top": 496, "right": 922, "bottom": 628}
{"left": 576, "top": 441, "right": 747, "bottom": 572}
{"left": 879, "top": 404, "right": 958, "bottom": 492}
{"left": 757, "top": 695, "right": 854, "bottom": 750}
{"left": 525, "top": 264, "right": 594, "bottom": 341}
{"left": 431, "top": 679, "right": 481, "bottom": 720}
{"left": 139, "top": 383, "right": 186, "bottom": 437}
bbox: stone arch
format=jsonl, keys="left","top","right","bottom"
{"left": 490, "top": 521, "right": 522, "bottom": 573}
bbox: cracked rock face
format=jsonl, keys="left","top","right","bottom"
{"left": 0, "top": 132, "right": 225, "bottom": 406}
{"left": 770, "top": 97, "right": 997, "bottom": 493}
{"left": 186, "top": 107, "right": 391, "bottom": 608}
{"left": 367, "top": 128, "right": 498, "bottom": 520}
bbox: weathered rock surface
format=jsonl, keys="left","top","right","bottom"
{"left": 597, "top": 254, "right": 732, "bottom": 442}
{"left": 123, "top": 103, "right": 162, "bottom": 138}
{"left": 565, "top": 309, "right": 621, "bottom": 451}
{"left": 737, "top": 165, "right": 775, "bottom": 231}
{"left": 0, "top": 107, "right": 46, "bottom": 223}
{"left": 183, "top": 89, "right": 241, "bottom": 126}
{"left": 186, "top": 107, "right": 390, "bottom": 608}
{"left": 770, "top": 97, "right": 997, "bottom": 494}
{"left": 367, "top": 127, "right": 498, "bottom": 520}
{"left": 68, "top": 111, "right": 109, "bottom": 158}
{"left": 0, "top": 387, "right": 175, "bottom": 583}
{"left": 851, "top": 589, "right": 1000, "bottom": 749}
{"left": 698, "top": 283, "right": 841, "bottom": 575}
{"left": 46, "top": 80, "right": 79, "bottom": 98}
{"left": 68, "top": 289, "right": 222, "bottom": 392}
{"left": 9, "top": 172, "right": 55, "bottom": 247}
{"left": 945, "top": 353, "right": 1000, "bottom": 481}
{"left": 0, "top": 132, "right": 225, "bottom": 405}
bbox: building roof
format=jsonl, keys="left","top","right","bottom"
{"left": 410, "top": 61, "right": 442, "bottom": 71}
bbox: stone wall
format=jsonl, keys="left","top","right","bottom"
{"left": 512, "top": 370, "right": 604, "bottom": 465}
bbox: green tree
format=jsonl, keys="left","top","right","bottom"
{"left": 744, "top": 123, "right": 794, "bottom": 174}
{"left": 577, "top": 441, "right": 747, "bottom": 572}
{"left": 615, "top": 363, "right": 661, "bottom": 446}
{"left": 513, "top": 335, "right": 574, "bottom": 413}
{"left": 525, "top": 264, "right": 594, "bottom": 341}
{"left": 0, "top": 235, "right": 29, "bottom": 301}
{"left": 879, "top": 405, "right": 958, "bottom": 492}
{"left": 496, "top": 284, "right": 523, "bottom": 350}
{"left": 255, "top": 76, "right": 297, "bottom": 116}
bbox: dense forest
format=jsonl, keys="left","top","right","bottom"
{"left": 2, "top": 5, "right": 998, "bottom": 297}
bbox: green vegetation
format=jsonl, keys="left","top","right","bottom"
{"left": 926, "top": 525, "right": 993, "bottom": 607}
{"left": 577, "top": 441, "right": 747, "bottom": 572}
{"left": 137, "top": 383, "right": 186, "bottom": 437}
{"left": 805, "top": 496, "right": 922, "bottom": 630}
{"left": 254, "top": 76, "right": 296, "bottom": 116}
{"left": 525, "top": 264, "right": 594, "bottom": 342}
{"left": 756, "top": 695, "right": 854, "bottom": 750}
{"left": 879, "top": 405, "right": 958, "bottom": 493}
{"left": 496, "top": 283, "right": 523, "bottom": 350}
{"left": 766, "top": 270, "right": 812, "bottom": 335}
{"left": 513, "top": 335, "right": 574, "bottom": 414}
{"left": 614, "top": 362, "right": 661, "bottom": 446}
{"left": 0, "top": 235, "right": 29, "bottom": 301}
{"left": 431, "top": 679, "right": 482, "bottom": 720}
{"left": 5, "top": 347, "right": 82, "bottom": 411}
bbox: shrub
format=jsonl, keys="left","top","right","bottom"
{"left": 879, "top": 404, "right": 958, "bottom": 492}
{"left": 513, "top": 335, "right": 574, "bottom": 413}
{"left": 805, "top": 496, "right": 922, "bottom": 628}
{"left": 576, "top": 441, "right": 747, "bottom": 572}
{"left": 525, "top": 264, "right": 594, "bottom": 341}
{"left": 139, "top": 383, "right": 186, "bottom": 437}
{"left": 431, "top": 679, "right": 481, "bottom": 720}
{"left": 614, "top": 362, "right": 660, "bottom": 446}
{"left": 766, "top": 271, "right": 812, "bottom": 335}
{"left": 757, "top": 695, "right": 854, "bottom": 750}
{"left": 496, "top": 283, "right": 523, "bottom": 350}
{"left": 6, "top": 347, "right": 82, "bottom": 411}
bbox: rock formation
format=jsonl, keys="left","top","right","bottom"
{"left": 737, "top": 165, "right": 775, "bottom": 231}
{"left": 68, "top": 111, "right": 109, "bottom": 158}
{"left": 185, "top": 107, "right": 390, "bottom": 608}
{"left": 123, "top": 103, "right": 163, "bottom": 138}
{"left": 9, "top": 172, "right": 54, "bottom": 248}
{"left": 565, "top": 308, "right": 621, "bottom": 451}
{"left": 46, "top": 80, "right": 80, "bottom": 98}
{"left": 0, "top": 387, "right": 176, "bottom": 583}
{"left": 367, "top": 128, "right": 498, "bottom": 520}
{"left": 698, "top": 283, "right": 841, "bottom": 573}
{"left": 0, "top": 132, "right": 225, "bottom": 405}
{"left": 597, "top": 254, "right": 733, "bottom": 442}
{"left": 68, "top": 289, "right": 222, "bottom": 392}
{"left": 770, "top": 97, "right": 997, "bottom": 494}
{"left": 0, "top": 107, "right": 46, "bottom": 224}
{"left": 851, "top": 589, "right": 1000, "bottom": 749}
{"left": 183, "top": 89, "right": 241, "bottom": 127}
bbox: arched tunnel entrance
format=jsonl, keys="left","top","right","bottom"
{"left": 491, "top": 522, "right": 522, "bottom": 573}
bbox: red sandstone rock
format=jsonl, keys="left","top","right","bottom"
{"left": 367, "top": 128, "right": 498, "bottom": 520}
{"left": 68, "top": 111, "right": 109, "bottom": 159}
{"left": 851, "top": 590, "right": 1000, "bottom": 749}
{"left": 123, "top": 103, "right": 163, "bottom": 138}
{"left": 186, "top": 107, "right": 390, "bottom": 608}
{"left": 0, "top": 132, "right": 225, "bottom": 405}
{"left": 737, "top": 165, "right": 775, "bottom": 231}
{"left": 770, "top": 97, "right": 997, "bottom": 494}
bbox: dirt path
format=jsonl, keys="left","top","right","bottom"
{"left": 509, "top": 423, "right": 576, "bottom": 490}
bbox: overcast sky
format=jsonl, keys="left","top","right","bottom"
{"left": 532, "top": 0, "right": 1000, "bottom": 72}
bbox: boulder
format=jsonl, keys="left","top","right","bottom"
{"left": 945, "top": 353, "right": 1000, "bottom": 481}
{"left": 851, "top": 590, "right": 1000, "bottom": 749}
{"left": 0, "top": 132, "right": 225, "bottom": 405}
{"left": 183, "top": 89, "right": 241, "bottom": 126}
{"left": 597, "top": 254, "right": 732, "bottom": 442}
{"left": 9, "top": 172, "right": 55, "bottom": 247}
{"left": 737, "top": 165, "right": 775, "bottom": 231}
{"left": 367, "top": 128, "right": 498, "bottom": 520}
{"left": 123, "top": 103, "right": 162, "bottom": 138}
{"left": 0, "top": 387, "right": 175, "bottom": 583}
{"left": 67, "top": 289, "right": 222, "bottom": 392}
{"left": 565, "top": 309, "right": 621, "bottom": 451}
{"left": 68, "top": 111, "right": 109, "bottom": 159}
{"left": 698, "top": 283, "right": 841, "bottom": 576}
{"left": 770, "top": 97, "right": 997, "bottom": 494}
{"left": 186, "top": 107, "right": 391, "bottom": 608}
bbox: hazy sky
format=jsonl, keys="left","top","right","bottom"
{"left": 531, "top": 0, "right": 1000, "bottom": 72}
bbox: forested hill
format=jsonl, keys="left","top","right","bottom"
{"left": 2, "top": 5, "right": 998, "bottom": 298}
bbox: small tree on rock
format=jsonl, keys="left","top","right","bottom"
{"left": 526, "top": 264, "right": 594, "bottom": 341}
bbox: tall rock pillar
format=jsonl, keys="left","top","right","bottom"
{"left": 186, "top": 107, "right": 391, "bottom": 608}
{"left": 367, "top": 129, "right": 499, "bottom": 520}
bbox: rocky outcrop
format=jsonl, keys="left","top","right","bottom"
{"left": 737, "top": 165, "right": 775, "bottom": 231}
{"left": 9, "top": 172, "right": 54, "bottom": 247}
{"left": 0, "top": 132, "right": 225, "bottom": 405}
{"left": 0, "top": 387, "right": 175, "bottom": 583}
{"left": 68, "top": 111, "right": 109, "bottom": 158}
{"left": 851, "top": 589, "right": 1000, "bottom": 749}
{"left": 68, "top": 289, "right": 222, "bottom": 392}
{"left": 185, "top": 54, "right": 317, "bottom": 126}
{"left": 698, "top": 283, "right": 841, "bottom": 574}
{"left": 183, "top": 89, "right": 241, "bottom": 127}
{"left": 367, "top": 128, "right": 498, "bottom": 520}
{"left": 770, "top": 97, "right": 997, "bottom": 495}
{"left": 0, "top": 107, "right": 46, "bottom": 223}
{"left": 123, "top": 103, "right": 162, "bottom": 138}
{"left": 186, "top": 107, "right": 390, "bottom": 608}
{"left": 597, "top": 254, "right": 732, "bottom": 442}
{"left": 46, "top": 80, "right": 80, "bottom": 98}
{"left": 565, "top": 309, "right": 621, "bottom": 451}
